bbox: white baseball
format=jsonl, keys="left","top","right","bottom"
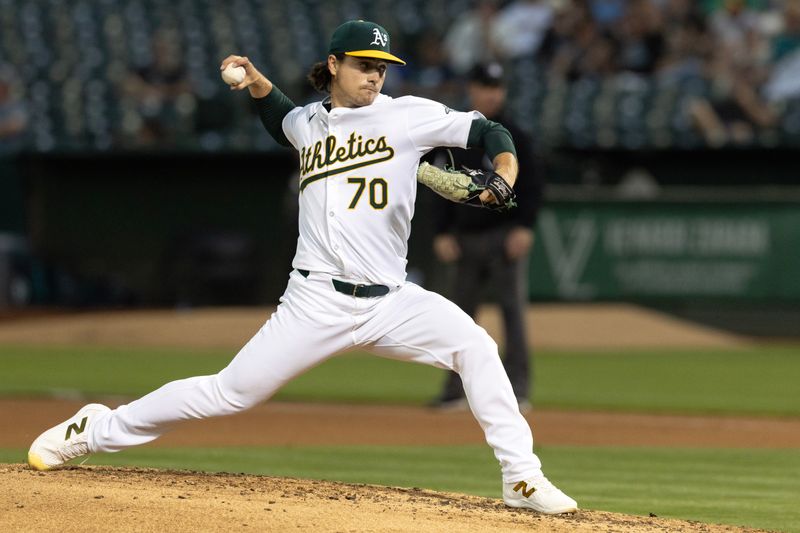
{"left": 221, "top": 64, "right": 246, "bottom": 85}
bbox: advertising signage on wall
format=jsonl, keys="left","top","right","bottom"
{"left": 529, "top": 204, "right": 800, "bottom": 301}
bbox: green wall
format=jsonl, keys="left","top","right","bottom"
{"left": 530, "top": 202, "right": 800, "bottom": 301}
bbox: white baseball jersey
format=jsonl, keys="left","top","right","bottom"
{"left": 282, "top": 94, "right": 483, "bottom": 286}
{"left": 87, "top": 91, "right": 544, "bottom": 486}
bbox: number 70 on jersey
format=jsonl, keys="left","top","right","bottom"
{"left": 347, "top": 177, "right": 388, "bottom": 210}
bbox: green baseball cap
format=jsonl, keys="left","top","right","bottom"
{"left": 328, "top": 20, "right": 406, "bottom": 66}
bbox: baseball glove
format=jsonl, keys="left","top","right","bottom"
{"left": 417, "top": 162, "right": 517, "bottom": 211}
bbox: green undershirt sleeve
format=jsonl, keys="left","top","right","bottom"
{"left": 254, "top": 86, "right": 296, "bottom": 148}
{"left": 467, "top": 118, "right": 517, "bottom": 160}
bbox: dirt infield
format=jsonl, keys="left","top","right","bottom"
{"left": 0, "top": 465, "right": 768, "bottom": 533}
{"left": 3, "top": 399, "right": 800, "bottom": 450}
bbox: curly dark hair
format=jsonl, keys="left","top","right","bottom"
{"left": 307, "top": 53, "right": 344, "bottom": 93}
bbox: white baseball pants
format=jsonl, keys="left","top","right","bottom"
{"left": 89, "top": 270, "right": 542, "bottom": 482}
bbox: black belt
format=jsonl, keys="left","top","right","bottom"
{"left": 297, "top": 269, "right": 390, "bottom": 298}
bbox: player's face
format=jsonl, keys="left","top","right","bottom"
{"left": 329, "top": 55, "right": 388, "bottom": 108}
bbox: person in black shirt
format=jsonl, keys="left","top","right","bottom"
{"left": 430, "top": 62, "right": 543, "bottom": 411}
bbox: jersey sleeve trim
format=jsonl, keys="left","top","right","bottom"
{"left": 254, "top": 86, "right": 296, "bottom": 148}
{"left": 467, "top": 118, "right": 517, "bottom": 159}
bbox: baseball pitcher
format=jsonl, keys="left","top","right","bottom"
{"left": 28, "top": 20, "right": 577, "bottom": 515}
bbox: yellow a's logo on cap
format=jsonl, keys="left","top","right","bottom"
{"left": 371, "top": 28, "right": 387, "bottom": 47}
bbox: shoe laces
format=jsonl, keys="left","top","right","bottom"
{"left": 55, "top": 436, "right": 90, "bottom": 463}
{"left": 528, "top": 472, "right": 561, "bottom": 495}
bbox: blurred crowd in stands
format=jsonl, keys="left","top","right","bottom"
{"left": 1, "top": 0, "right": 800, "bottom": 152}
{"left": 399, "top": 0, "right": 800, "bottom": 148}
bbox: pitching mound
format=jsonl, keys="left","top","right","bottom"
{"left": 2, "top": 465, "right": 763, "bottom": 532}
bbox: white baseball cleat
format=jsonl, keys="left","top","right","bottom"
{"left": 503, "top": 471, "right": 578, "bottom": 514}
{"left": 28, "top": 403, "right": 110, "bottom": 471}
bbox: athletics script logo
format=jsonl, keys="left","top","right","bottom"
{"left": 371, "top": 28, "right": 388, "bottom": 46}
{"left": 299, "top": 132, "right": 394, "bottom": 191}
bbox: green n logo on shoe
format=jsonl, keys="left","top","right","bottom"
{"left": 513, "top": 481, "right": 536, "bottom": 498}
{"left": 65, "top": 416, "right": 88, "bottom": 440}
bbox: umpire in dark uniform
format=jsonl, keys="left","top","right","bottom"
{"left": 430, "top": 62, "right": 543, "bottom": 411}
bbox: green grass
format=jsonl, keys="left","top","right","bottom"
{"left": 0, "top": 346, "right": 230, "bottom": 398}
{"left": 2, "top": 445, "right": 798, "bottom": 532}
{"left": 1, "top": 344, "right": 799, "bottom": 416}
{"left": 533, "top": 347, "right": 800, "bottom": 416}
